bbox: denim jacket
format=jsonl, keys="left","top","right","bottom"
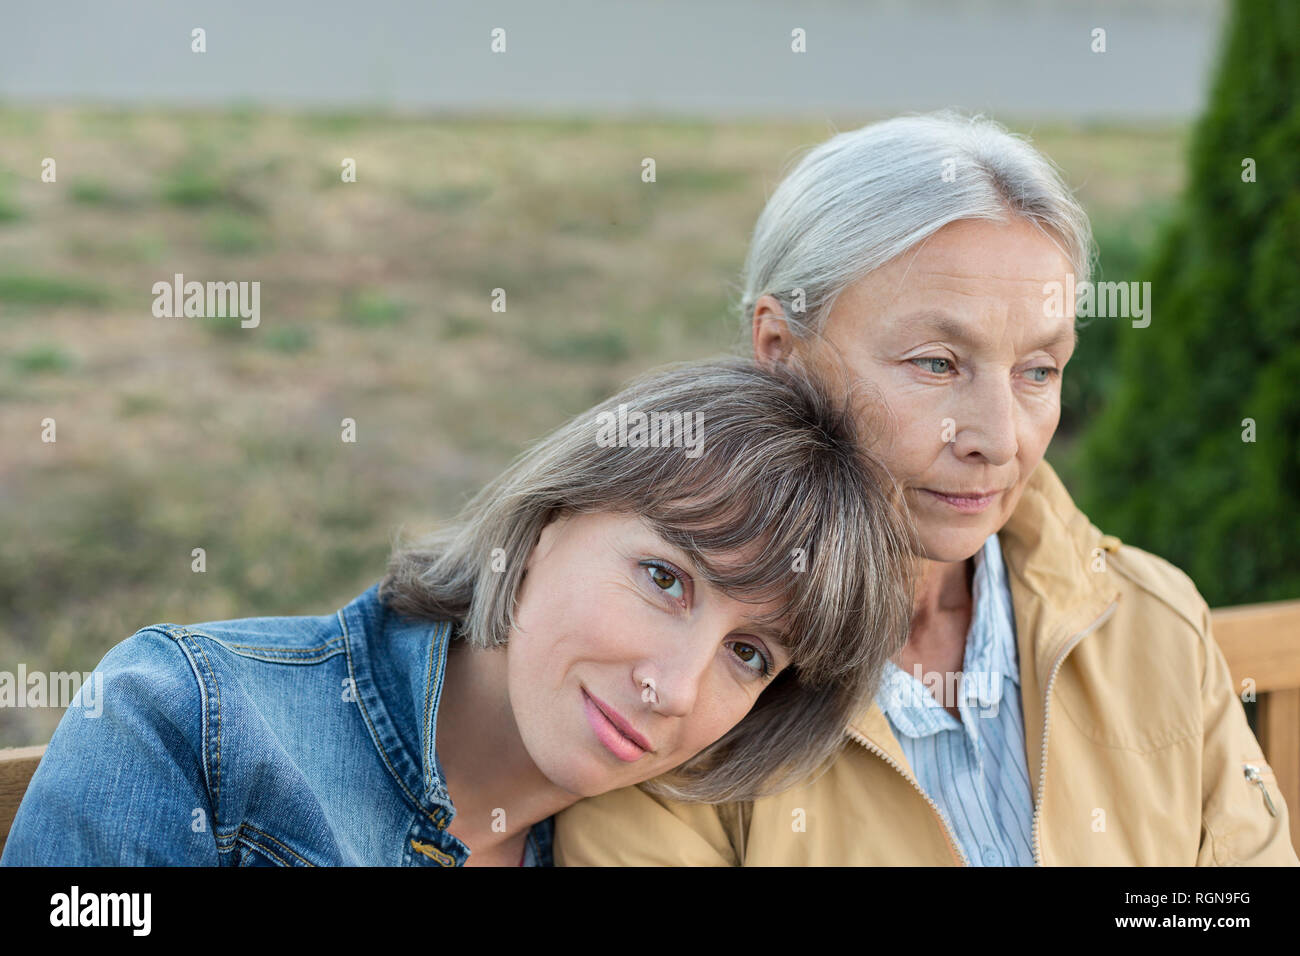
{"left": 1, "top": 583, "right": 554, "bottom": 866}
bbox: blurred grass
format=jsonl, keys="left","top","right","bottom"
{"left": 202, "top": 212, "right": 272, "bottom": 254}
{"left": 70, "top": 178, "right": 134, "bottom": 206}
{"left": 0, "top": 105, "right": 1188, "bottom": 746}
{"left": 0, "top": 274, "right": 112, "bottom": 306}
{"left": 9, "top": 343, "right": 77, "bottom": 374}
{"left": 0, "top": 192, "right": 21, "bottom": 223}
{"left": 341, "top": 288, "right": 408, "bottom": 326}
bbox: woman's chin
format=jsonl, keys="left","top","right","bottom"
{"left": 917, "top": 527, "right": 992, "bottom": 564}
{"left": 544, "top": 760, "right": 630, "bottom": 800}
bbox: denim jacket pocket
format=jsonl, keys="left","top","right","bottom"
{"left": 232, "top": 824, "right": 318, "bottom": 867}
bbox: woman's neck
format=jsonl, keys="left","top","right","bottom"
{"left": 434, "top": 637, "right": 579, "bottom": 859}
{"left": 914, "top": 556, "right": 974, "bottom": 620}
{"left": 895, "top": 556, "right": 974, "bottom": 693}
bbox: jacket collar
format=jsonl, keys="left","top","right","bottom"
{"left": 339, "top": 583, "right": 457, "bottom": 828}
{"left": 999, "top": 458, "right": 1122, "bottom": 692}
{"left": 849, "top": 459, "right": 1122, "bottom": 779}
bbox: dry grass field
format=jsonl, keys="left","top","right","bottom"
{"left": 0, "top": 106, "right": 1187, "bottom": 747}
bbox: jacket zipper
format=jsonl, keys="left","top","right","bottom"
{"left": 410, "top": 838, "right": 456, "bottom": 866}
{"left": 844, "top": 725, "right": 971, "bottom": 866}
{"left": 1030, "top": 598, "right": 1119, "bottom": 865}
{"left": 1243, "top": 764, "right": 1279, "bottom": 817}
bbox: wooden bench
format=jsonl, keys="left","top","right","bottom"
{"left": 3, "top": 599, "right": 1299, "bottom": 860}
{"left": 0, "top": 744, "right": 48, "bottom": 858}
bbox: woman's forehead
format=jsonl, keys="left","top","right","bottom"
{"left": 832, "top": 219, "right": 1075, "bottom": 318}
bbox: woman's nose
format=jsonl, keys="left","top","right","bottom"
{"left": 949, "top": 380, "right": 1017, "bottom": 465}
{"left": 640, "top": 632, "right": 719, "bottom": 717}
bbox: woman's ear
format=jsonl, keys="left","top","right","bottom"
{"left": 752, "top": 295, "right": 797, "bottom": 367}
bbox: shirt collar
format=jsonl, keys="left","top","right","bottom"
{"left": 875, "top": 534, "right": 1020, "bottom": 738}
{"left": 971, "top": 532, "right": 1021, "bottom": 689}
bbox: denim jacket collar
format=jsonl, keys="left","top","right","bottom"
{"left": 338, "top": 583, "right": 555, "bottom": 865}
{"left": 340, "top": 583, "right": 458, "bottom": 828}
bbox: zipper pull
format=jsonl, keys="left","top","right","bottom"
{"left": 410, "top": 838, "right": 456, "bottom": 865}
{"left": 1243, "top": 764, "right": 1279, "bottom": 817}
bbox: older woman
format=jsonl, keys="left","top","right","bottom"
{"left": 554, "top": 111, "right": 1298, "bottom": 865}
{"left": 1, "top": 358, "right": 914, "bottom": 866}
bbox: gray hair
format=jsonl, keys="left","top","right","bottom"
{"left": 380, "top": 357, "right": 916, "bottom": 803}
{"left": 739, "top": 109, "right": 1095, "bottom": 338}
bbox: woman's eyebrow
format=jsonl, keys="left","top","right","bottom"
{"left": 898, "top": 309, "right": 1076, "bottom": 352}
{"left": 895, "top": 309, "right": 978, "bottom": 344}
{"left": 1031, "top": 327, "right": 1078, "bottom": 352}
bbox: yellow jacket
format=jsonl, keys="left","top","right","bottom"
{"left": 554, "top": 461, "right": 1298, "bottom": 865}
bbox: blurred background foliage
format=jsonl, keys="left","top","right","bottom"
{"left": 1066, "top": 0, "right": 1300, "bottom": 608}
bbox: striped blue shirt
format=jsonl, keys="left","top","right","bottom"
{"left": 874, "top": 533, "right": 1036, "bottom": 866}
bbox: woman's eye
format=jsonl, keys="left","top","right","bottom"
{"left": 644, "top": 563, "right": 684, "bottom": 600}
{"left": 1024, "top": 366, "right": 1057, "bottom": 383}
{"left": 913, "top": 357, "right": 953, "bottom": 375}
{"left": 730, "top": 642, "right": 772, "bottom": 677}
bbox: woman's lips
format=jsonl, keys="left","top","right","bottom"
{"left": 919, "top": 488, "right": 1002, "bottom": 514}
{"left": 582, "top": 688, "right": 650, "bottom": 762}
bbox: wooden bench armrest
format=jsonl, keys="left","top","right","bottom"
{"left": 0, "top": 745, "right": 48, "bottom": 855}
